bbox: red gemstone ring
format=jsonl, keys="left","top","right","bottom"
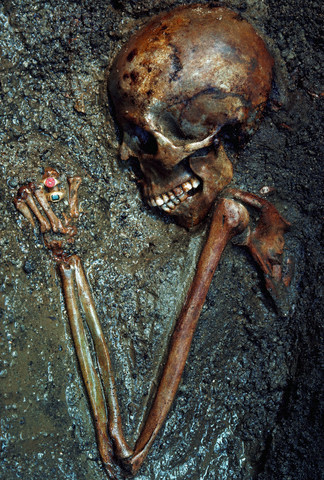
{"left": 44, "top": 177, "right": 57, "bottom": 188}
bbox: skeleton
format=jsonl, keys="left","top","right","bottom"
{"left": 13, "top": 5, "right": 292, "bottom": 479}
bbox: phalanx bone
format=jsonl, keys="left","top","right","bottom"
{"left": 14, "top": 4, "right": 292, "bottom": 478}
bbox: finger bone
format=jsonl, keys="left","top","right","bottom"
{"left": 20, "top": 186, "right": 51, "bottom": 233}
{"left": 33, "top": 187, "right": 65, "bottom": 233}
{"left": 13, "top": 197, "right": 36, "bottom": 228}
{"left": 68, "top": 176, "right": 82, "bottom": 218}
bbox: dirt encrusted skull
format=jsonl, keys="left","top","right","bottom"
{"left": 12, "top": 5, "right": 294, "bottom": 478}
{"left": 108, "top": 5, "right": 274, "bottom": 228}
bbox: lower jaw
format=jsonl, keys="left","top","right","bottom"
{"left": 166, "top": 193, "right": 213, "bottom": 229}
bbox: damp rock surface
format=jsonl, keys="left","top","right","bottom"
{"left": 0, "top": 1, "right": 323, "bottom": 479}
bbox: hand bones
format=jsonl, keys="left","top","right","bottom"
{"left": 13, "top": 4, "right": 292, "bottom": 478}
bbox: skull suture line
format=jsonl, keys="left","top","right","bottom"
{"left": 109, "top": 4, "right": 274, "bottom": 228}
{"left": 14, "top": 5, "right": 291, "bottom": 479}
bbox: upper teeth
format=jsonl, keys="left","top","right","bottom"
{"left": 147, "top": 177, "right": 200, "bottom": 213}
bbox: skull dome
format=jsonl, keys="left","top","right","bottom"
{"left": 108, "top": 4, "right": 274, "bottom": 228}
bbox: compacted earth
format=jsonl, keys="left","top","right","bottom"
{"left": 0, "top": 0, "right": 323, "bottom": 479}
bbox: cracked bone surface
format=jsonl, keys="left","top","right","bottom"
{"left": 11, "top": 4, "right": 293, "bottom": 478}
{"left": 108, "top": 4, "right": 273, "bottom": 228}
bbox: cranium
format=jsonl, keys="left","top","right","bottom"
{"left": 108, "top": 4, "right": 274, "bottom": 228}
{"left": 14, "top": 7, "right": 292, "bottom": 478}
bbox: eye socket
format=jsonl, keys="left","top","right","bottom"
{"left": 218, "top": 122, "right": 246, "bottom": 151}
{"left": 159, "top": 112, "right": 187, "bottom": 141}
{"left": 131, "top": 125, "right": 158, "bottom": 155}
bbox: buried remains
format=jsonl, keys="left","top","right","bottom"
{"left": 13, "top": 4, "right": 292, "bottom": 478}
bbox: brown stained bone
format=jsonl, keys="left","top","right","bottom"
{"left": 59, "top": 260, "right": 117, "bottom": 479}
{"left": 228, "top": 189, "right": 291, "bottom": 296}
{"left": 122, "top": 198, "right": 250, "bottom": 474}
{"left": 43, "top": 167, "right": 60, "bottom": 181}
{"left": 16, "top": 185, "right": 51, "bottom": 232}
{"left": 71, "top": 255, "right": 132, "bottom": 460}
{"left": 15, "top": 172, "right": 82, "bottom": 237}
{"left": 13, "top": 196, "right": 36, "bottom": 229}
{"left": 109, "top": 5, "right": 274, "bottom": 228}
{"left": 68, "top": 176, "right": 82, "bottom": 218}
{"left": 13, "top": 156, "right": 293, "bottom": 477}
{"left": 32, "top": 185, "right": 67, "bottom": 233}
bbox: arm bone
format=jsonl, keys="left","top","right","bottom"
{"left": 126, "top": 198, "right": 249, "bottom": 474}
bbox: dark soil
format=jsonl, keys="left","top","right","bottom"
{"left": 0, "top": 1, "right": 323, "bottom": 479}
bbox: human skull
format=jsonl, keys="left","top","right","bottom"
{"left": 108, "top": 5, "right": 274, "bottom": 228}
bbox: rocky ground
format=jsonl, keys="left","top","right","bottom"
{"left": 0, "top": 1, "right": 323, "bottom": 479}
